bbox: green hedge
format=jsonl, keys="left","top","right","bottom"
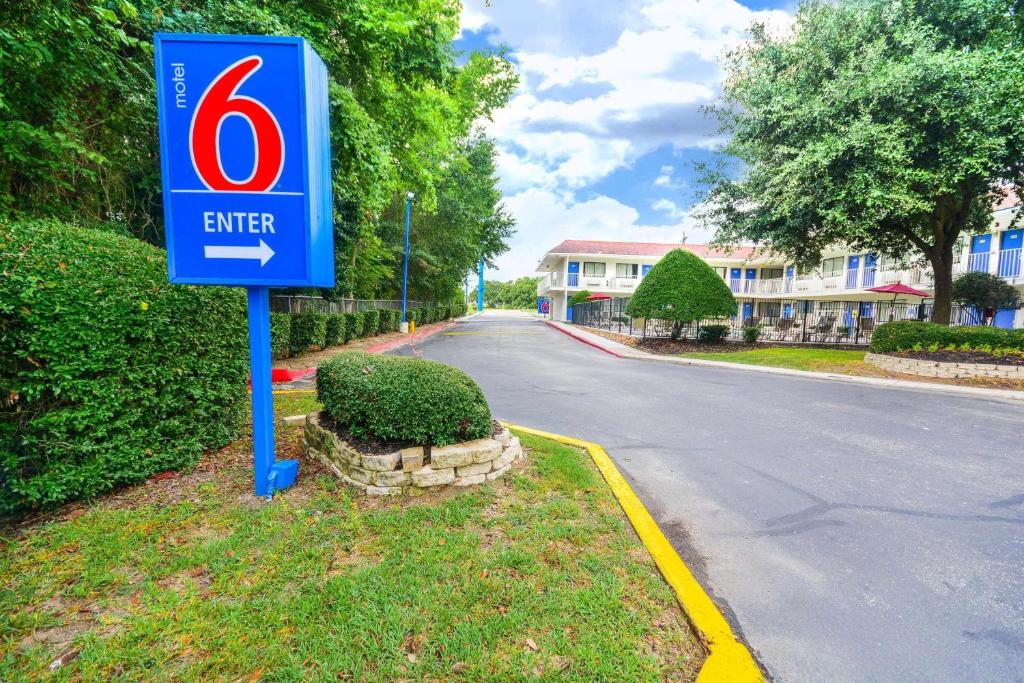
{"left": 362, "top": 310, "right": 380, "bottom": 338}
{"left": 344, "top": 311, "right": 364, "bottom": 342}
{"left": 290, "top": 312, "right": 328, "bottom": 353}
{"left": 870, "top": 321, "right": 1024, "bottom": 353}
{"left": 317, "top": 352, "right": 492, "bottom": 447}
{"left": 270, "top": 313, "right": 292, "bottom": 359}
{"left": 380, "top": 308, "right": 399, "bottom": 333}
{"left": 324, "top": 313, "right": 345, "bottom": 347}
{"left": 0, "top": 219, "right": 249, "bottom": 512}
{"left": 407, "top": 308, "right": 419, "bottom": 325}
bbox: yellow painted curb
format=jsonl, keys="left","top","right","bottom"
{"left": 504, "top": 423, "right": 763, "bottom": 683}
{"left": 271, "top": 388, "right": 317, "bottom": 395}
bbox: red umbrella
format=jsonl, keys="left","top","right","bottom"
{"left": 866, "top": 282, "right": 931, "bottom": 321}
{"left": 585, "top": 293, "right": 612, "bottom": 301}
{"left": 865, "top": 282, "right": 931, "bottom": 298}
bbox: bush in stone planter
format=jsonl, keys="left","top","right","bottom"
{"left": 316, "top": 352, "right": 492, "bottom": 447}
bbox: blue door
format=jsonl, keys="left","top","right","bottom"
{"left": 999, "top": 229, "right": 1022, "bottom": 277}
{"left": 568, "top": 261, "right": 580, "bottom": 287}
{"left": 783, "top": 302, "right": 793, "bottom": 318}
{"left": 729, "top": 267, "right": 742, "bottom": 293}
{"left": 742, "top": 302, "right": 753, "bottom": 322}
{"left": 846, "top": 255, "right": 860, "bottom": 289}
{"left": 994, "top": 308, "right": 1016, "bottom": 328}
{"left": 863, "top": 253, "right": 877, "bottom": 288}
{"left": 745, "top": 268, "right": 756, "bottom": 294}
{"left": 642, "top": 264, "right": 652, "bottom": 277}
{"left": 970, "top": 234, "right": 991, "bottom": 272}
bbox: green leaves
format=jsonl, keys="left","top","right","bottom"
{"left": 0, "top": 219, "right": 249, "bottom": 513}
{"left": 316, "top": 352, "right": 492, "bottom": 447}
{"left": 625, "top": 249, "right": 737, "bottom": 324}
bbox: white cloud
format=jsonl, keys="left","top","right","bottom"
{"left": 654, "top": 175, "right": 671, "bottom": 186}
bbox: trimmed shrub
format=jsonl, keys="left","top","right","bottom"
{"left": 870, "top": 321, "right": 1024, "bottom": 353}
{"left": 742, "top": 325, "right": 762, "bottom": 344}
{"left": 698, "top": 324, "right": 730, "bottom": 344}
{"left": 344, "top": 311, "right": 364, "bottom": 342}
{"left": 0, "top": 219, "right": 248, "bottom": 512}
{"left": 626, "top": 249, "right": 737, "bottom": 339}
{"left": 290, "top": 312, "right": 328, "bottom": 353}
{"left": 382, "top": 308, "right": 398, "bottom": 333}
{"left": 362, "top": 309, "right": 380, "bottom": 337}
{"left": 324, "top": 313, "right": 345, "bottom": 347}
{"left": 270, "top": 312, "right": 292, "bottom": 359}
{"left": 317, "top": 352, "right": 492, "bottom": 447}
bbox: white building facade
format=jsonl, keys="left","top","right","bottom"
{"left": 536, "top": 197, "right": 1024, "bottom": 331}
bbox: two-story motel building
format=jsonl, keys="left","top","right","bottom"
{"left": 536, "top": 195, "right": 1024, "bottom": 329}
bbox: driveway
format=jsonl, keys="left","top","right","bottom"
{"left": 396, "top": 310, "right": 1024, "bottom": 682}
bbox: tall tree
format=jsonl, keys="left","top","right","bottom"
{"left": 700, "top": 0, "right": 1024, "bottom": 323}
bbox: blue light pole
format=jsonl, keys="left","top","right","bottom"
{"left": 401, "top": 192, "right": 414, "bottom": 331}
{"left": 477, "top": 258, "right": 485, "bottom": 312}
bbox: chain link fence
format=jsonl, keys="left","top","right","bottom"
{"left": 571, "top": 297, "right": 980, "bottom": 345}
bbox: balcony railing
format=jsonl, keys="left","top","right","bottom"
{"left": 998, "top": 248, "right": 1021, "bottom": 278}
{"left": 608, "top": 276, "right": 640, "bottom": 290}
{"left": 568, "top": 272, "right": 579, "bottom": 287}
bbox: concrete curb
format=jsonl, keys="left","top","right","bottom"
{"left": 363, "top": 320, "right": 457, "bottom": 354}
{"left": 546, "top": 320, "right": 1024, "bottom": 403}
{"left": 504, "top": 423, "right": 763, "bottom": 683}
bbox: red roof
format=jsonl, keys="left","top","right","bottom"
{"left": 546, "top": 239, "right": 756, "bottom": 260}
{"left": 993, "top": 188, "right": 1021, "bottom": 212}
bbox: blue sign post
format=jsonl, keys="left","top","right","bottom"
{"left": 477, "top": 258, "right": 485, "bottom": 312}
{"left": 155, "top": 33, "right": 333, "bottom": 498}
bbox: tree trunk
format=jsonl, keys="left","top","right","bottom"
{"left": 929, "top": 245, "right": 956, "bottom": 325}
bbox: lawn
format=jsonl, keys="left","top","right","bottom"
{"left": 680, "top": 347, "right": 868, "bottom": 373}
{"left": 0, "top": 404, "right": 704, "bottom": 681}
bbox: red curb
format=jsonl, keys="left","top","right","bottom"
{"left": 365, "top": 321, "right": 456, "bottom": 354}
{"left": 543, "top": 320, "right": 625, "bottom": 358}
{"left": 271, "top": 367, "right": 316, "bottom": 382}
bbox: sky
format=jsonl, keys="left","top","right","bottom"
{"left": 454, "top": 0, "right": 795, "bottom": 279}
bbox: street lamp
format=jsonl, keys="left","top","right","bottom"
{"left": 401, "top": 191, "right": 415, "bottom": 333}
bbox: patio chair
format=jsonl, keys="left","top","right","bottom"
{"left": 857, "top": 316, "right": 875, "bottom": 340}
{"left": 777, "top": 317, "right": 795, "bottom": 340}
{"left": 812, "top": 314, "right": 837, "bottom": 342}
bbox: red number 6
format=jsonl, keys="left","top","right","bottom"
{"left": 189, "top": 56, "right": 284, "bottom": 192}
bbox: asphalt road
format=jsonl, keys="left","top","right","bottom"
{"left": 396, "top": 310, "right": 1024, "bottom": 682}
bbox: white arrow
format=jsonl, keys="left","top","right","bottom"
{"left": 204, "top": 239, "right": 275, "bottom": 266}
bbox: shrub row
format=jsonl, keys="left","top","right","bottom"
{"left": 1, "top": 219, "right": 249, "bottom": 512}
{"left": 870, "top": 321, "right": 1024, "bottom": 354}
{"left": 270, "top": 304, "right": 468, "bottom": 359}
{"left": 317, "top": 352, "right": 492, "bottom": 447}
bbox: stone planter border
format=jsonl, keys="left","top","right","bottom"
{"left": 301, "top": 413, "right": 523, "bottom": 495}
{"left": 865, "top": 352, "right": 1024, "bottom": 380}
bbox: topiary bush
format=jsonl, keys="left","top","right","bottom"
{"left": 290, "top": 312, "right": 328, "bottom": 353}
{"left": 870, "top": 321, "right": 1024, "bottom": 353}
{"left": 742, "top": 325, "right": 762, "bottom": 344}
{"left": 270, "top": 312, "right": 293, "bottom": 359}
{"left": 344, "top": 311, "right": 364, "bottom": 342}
{"left": 324, "top": 313, "right": 345, "bottom": 347}
{"left": 362, "top": 310, "right": 380, "bottom": 338}
{"left": 316, "top": 352, "right": 492, "bottom": 447}
{"left": 381, "top": 308, "right": 398, "bottom": 333}
{"left": 626, "top": 249, "right": 737, "bottom": 339}
{"left": 0, "top": 219, "right": 249, "bottom": 512}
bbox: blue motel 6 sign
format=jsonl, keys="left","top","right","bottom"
{"left": 155, "top": 33, "right": 334, "bottom": 497}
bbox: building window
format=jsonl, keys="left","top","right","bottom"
{"left": 822, "top": 257, "right": 844, "bottom": 277}
{"left": 714, "top": 267, "right": 727, "bottom": 279}
{"left": 616, "top": 263, "right": 638, "bottom": 278}
{"left": 761, "top": 267, "right": 783, "bottom": 279}
{"left": 583, "top": 262, "right": 606, "bottom": 276}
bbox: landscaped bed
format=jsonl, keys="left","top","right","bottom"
{"left": 0, "top": 398, "right": 705, "bottom": 681}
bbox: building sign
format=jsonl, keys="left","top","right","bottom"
{"left": 154, "top": 33, "right": 333, "bottom": 287}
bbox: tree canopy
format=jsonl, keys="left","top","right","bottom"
{"left": 0, "top": 0, "right": 517, "bottom": 302}
{"left": 625, "top": 249, "right": 737, "bottom": 335}
{"left": 471, "top": 276, "right": 542, "bottom": 309}
{"left": 700, "top": 0, "right": 1024, "bottom": 324}
{"left": 951, "top": 271, "right": 1022, "bottom": 313}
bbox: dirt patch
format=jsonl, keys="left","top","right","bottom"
{"left": 891, "top": 349, "right": 1024, "bottom": 366}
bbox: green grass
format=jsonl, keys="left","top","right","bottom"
{"left": 681, "top": 347, "right": 868, "bottom": 373}
{"left": 0, "top": 428, "right": 703, "bottom": 681}
{"left": 271, "top": 391, "right": 322, "bottom": 420}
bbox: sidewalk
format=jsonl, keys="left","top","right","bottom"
{"left": 546, "top": 320, "right": 1024, "bottom": 403}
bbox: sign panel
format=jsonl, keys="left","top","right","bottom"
{"left": 154, "top": 33, "right": 333, "bottom": 287}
